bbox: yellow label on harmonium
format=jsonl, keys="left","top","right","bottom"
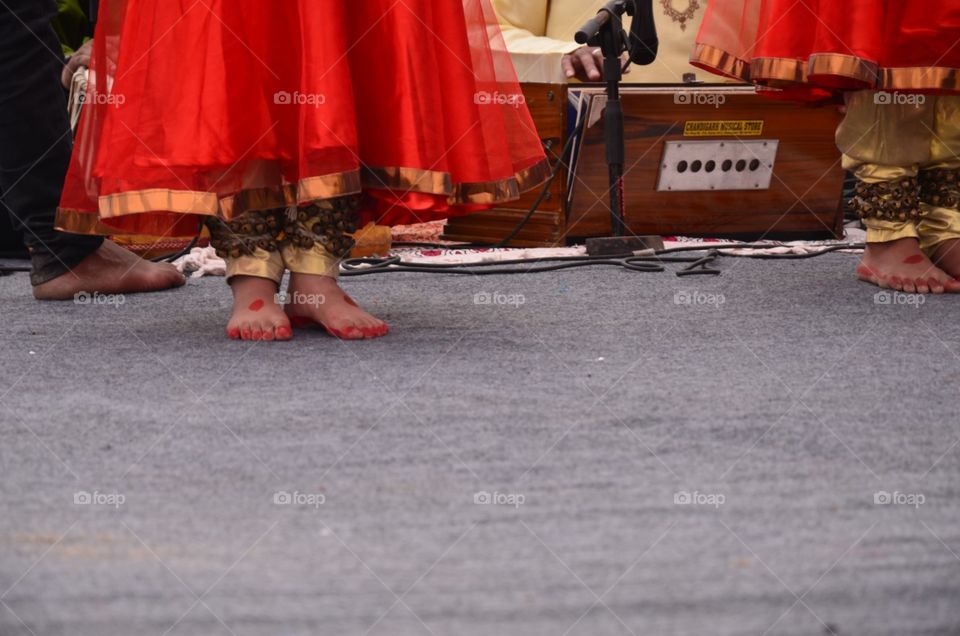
{"left": 683, "top": 120, "right": 764, "bottom": 137}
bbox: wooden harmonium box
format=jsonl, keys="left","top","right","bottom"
{"left": 443, "top": 84, "right": 845, "bottom": 246}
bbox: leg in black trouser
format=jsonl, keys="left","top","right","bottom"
{"left": 0, "top": 0, "right": 102, "bottom": 286}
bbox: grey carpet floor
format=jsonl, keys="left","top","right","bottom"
{"left": 1, "top": 253, "right": 958, "bottom": 636}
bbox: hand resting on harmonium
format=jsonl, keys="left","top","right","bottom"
{"left": 562, "top": 46, "right": 630, "bottom": 82}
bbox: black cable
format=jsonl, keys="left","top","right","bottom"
{"left": 150, "top": 235, "right": 200, "bottom": 263}
{"left": 492, "top": 108, "right": 588, "bottom": 248}
{"left": 340, "top": 242, "right": 863, "bottom": 277}
{"left": 342, "top": 254, "right": 663, "bottom": 275}
{"left": 151, "top": 221, "right": 204, "bottom": 263}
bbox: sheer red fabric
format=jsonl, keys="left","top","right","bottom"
{"left": 58, "top": 0, "right": 549, "bottom": 237}
{"left": 691, "top": 0, "right": 960, "bottom": 100}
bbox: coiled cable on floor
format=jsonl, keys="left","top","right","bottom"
{"left": 342, "top": 253, "right": 665, "bottom": 276}
{"left": 340, "top": 243, "right": 865, "bottom": 277}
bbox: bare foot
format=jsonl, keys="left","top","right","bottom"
{"left": 930, "top": 238, "right": 960, "bottom": 279}
{"left": 856, "top": 238, "right": 960, "bottom": 294}
{"left": 284, "top": 274, "right": 388, "bottom": 340}
{"left": 226, "top": 276, "right": 291, "bottom": 341}
{"left": 33, "top": 240, "right": 185, "bottom": 300}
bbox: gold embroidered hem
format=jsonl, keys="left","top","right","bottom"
{"left": 918, "top": 204, "right": 960, "bottom": 254}
{"left": 865, "top": 206, "right": 960, "bottom": 251}
{"left": 226, "top": 249, "right": 285, "bottom": 283}
{"left": 863, "top": 217, "right": 920, "bottom": 245}
{"left": 54, "top": 158, "right": 552, "bottom": 236}
{"left": 281, "top": 242, "right": 341, "bottom": 279}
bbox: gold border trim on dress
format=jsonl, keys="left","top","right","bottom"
{"left": 750, "top": 57, "right": 807, "bottom": 84}
{"left": 55, "top": 207, "right": 205, "bottom": 238}
{"left": 694, "top": 45, "right": 960, "bottom": 94}
{"left": 54, "top": 209, "right": 113, "bottom": 235}
{"left": 690, "top": 43, "right": 750, "bottom": 81}
{"left": 226, "top": 248, "right": 285, "bottom": 283}
{"left": 54, "top": 159, "right": 552, "bottom": 236}
{"left": 808, "top": 53, "right": 879, "bottom": 86}
{"left": 463, "top": 159, "right": 553, "bottom": 205}
{"left": 219, "top": 172, "right": 364, "bottom": 218}
{"left": 882, "top": 66, "right": 960, "bottom": 93}
{"left": 362, "top": 166, "right": 453, "bottom": 198}
{"left": 362, "top": 158, "right": 551, "bottom": 206}
{"left": 100, "top": 188, "right": 219, "bottom": 219}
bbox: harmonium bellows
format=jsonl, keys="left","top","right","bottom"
{"left": 442, "top": 84, "right": 846, "bottom": 247}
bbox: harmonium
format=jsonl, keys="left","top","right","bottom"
{"left": 442, "top": 84, "right": 846, "bottom": 247}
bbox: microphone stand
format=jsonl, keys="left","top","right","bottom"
{"left": 576, "top": 1, "right": 664, "bottom": 255}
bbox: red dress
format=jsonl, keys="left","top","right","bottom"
{"left": 691, "top": 0, "right": 960, "bottom": 100}
{"left": 57, "top": 0, "right": 549, "bottom": 237}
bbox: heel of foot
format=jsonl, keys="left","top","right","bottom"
{"left": 856, "top": 264, "right": 879, "bottom": 284}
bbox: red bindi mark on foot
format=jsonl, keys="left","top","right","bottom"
{"left": 902, "top": 254, "right": 925, "bottom": 265}
{"left": 248, "top": 299, "right": 265, "bottom": 312}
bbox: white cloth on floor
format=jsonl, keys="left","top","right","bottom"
{"left": 173, "top": 247, "right": 226, "bottom": 278}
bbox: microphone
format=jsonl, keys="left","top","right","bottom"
{"left": 628, "top": 0, "right": 659, "bottom": 66}
{"left": 575, "top": 1, "right": 623, "bottom": 46}
{"left": 574, "top": 1, "right": 659, "bottom": 66}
